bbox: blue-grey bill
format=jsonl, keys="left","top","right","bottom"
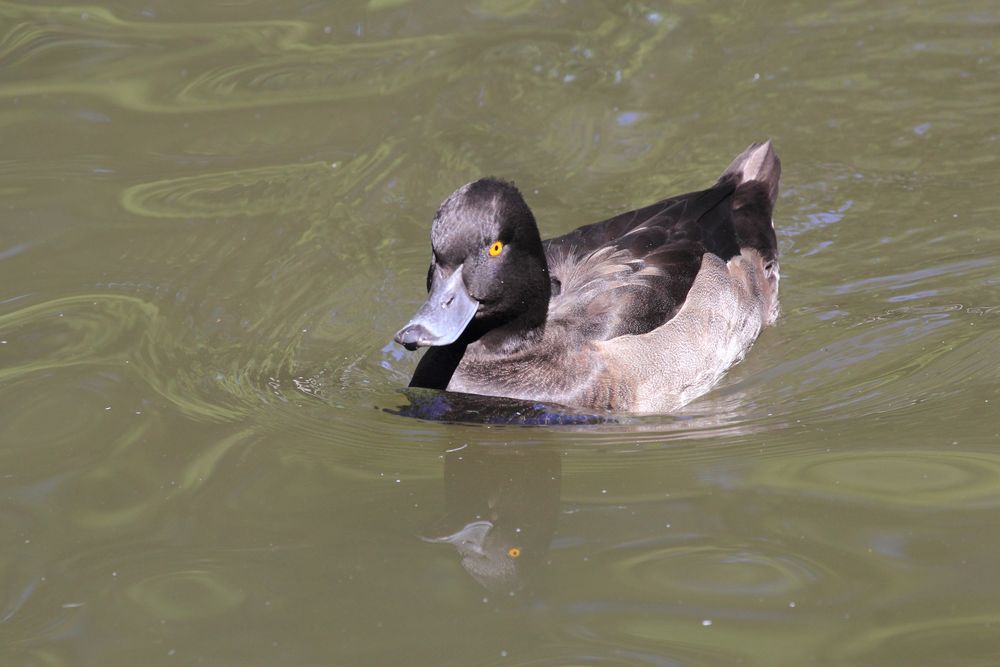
{"left": 420, "top": 520, "right": 492, "bottom": 555}
{"left": 394, "top": 267, "right": 478, "bottom": 350}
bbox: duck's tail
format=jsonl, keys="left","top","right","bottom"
{"left": 719, "top": 141, "right": 782, "bottom": 325}
{"left": 721, "top": 140, "right": 780, "bottom": 205}
{"left": 718, "top": 140, "right": 780, "bottom": 267}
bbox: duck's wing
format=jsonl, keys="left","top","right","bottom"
{"left": 542, "top": 189, "right": 728, "bottom": 341}
{"left": 543, "top": 142, "right": 780, "bottom": 342}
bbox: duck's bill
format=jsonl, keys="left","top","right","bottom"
{"left": 420, "top": 520, "right": 492, "bottom": 555}
{"left": 394, "top": 268, "right": 478, "bottom": 350}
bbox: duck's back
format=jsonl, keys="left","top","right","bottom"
{"left": 543, "top": 142, "right": 780, "bottom": 342}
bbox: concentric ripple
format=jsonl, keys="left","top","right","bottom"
{"left": 832, "top": 613, "right": 1000, "bottom": 666}
{"left": 126, "top": 568, "right": 246, "bottom": 621}
{"left": 120, "top": 162, "right": 335, "bottom": 219}
{"left": 0, "top": 3, "right": 685, "bottom": 114}
{"left": 612, "top": 543, "right": 826, "bottom": 600}
{"left": 0, "top": 293, "right": 159, "bottom": 383}
{"left": 749, "top": 449, "right": 1000, "bottom": 509}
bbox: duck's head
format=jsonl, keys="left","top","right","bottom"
{"left": 394, "top": 178, "right": 551, "bottom": 350}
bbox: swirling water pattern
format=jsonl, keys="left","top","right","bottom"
{"left": 1, "top": 0, "right": 999, "bottom": 664}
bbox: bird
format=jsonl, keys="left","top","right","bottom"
{"left": 394, "top": 141, "right": 781, "bottom": 413}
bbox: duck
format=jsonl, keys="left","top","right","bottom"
{"left": 394, "top": 141, "right": 781, "bottom": 413}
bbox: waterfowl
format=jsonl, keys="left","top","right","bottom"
{"left": 394, "top": 141, "right": 781, "bottom": 413}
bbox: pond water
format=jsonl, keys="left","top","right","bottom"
{"left": 1, "top": 0, "right": 999, "bottom": 664}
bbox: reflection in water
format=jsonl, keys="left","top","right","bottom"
{"left": 423, "top": 442, "right": 561, "bottom": 596}
{"left": 393, "top": 387, "right": 614, "bottom": 425}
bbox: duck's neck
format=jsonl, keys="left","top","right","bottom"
{"left": 408, "top": 311, "right": 545, "bottom": 390}
{"left": 470, "top": 309, "right": 547, "bottom": 356}
{"left": 467, "top": 253, "right": 551, "bottom": 356}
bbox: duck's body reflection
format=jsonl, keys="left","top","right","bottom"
{"left": 396, "top": 387, "right": 612, "bottom": 426}
{"left": 423, "top": 442, "right": 561, "bottom": 595}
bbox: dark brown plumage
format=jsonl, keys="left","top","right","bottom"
{"left": 395, "top": 142, "right": 782, "bottom": 412}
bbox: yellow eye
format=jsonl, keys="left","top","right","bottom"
{"left": 507, "top": 547, "right": 521, "bottom": 558}
{"left": 489, "top": 241, "right": 503, "bottom": 257}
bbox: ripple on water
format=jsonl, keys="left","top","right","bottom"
{"left": 41, "top": 544, "right": 251, "bottom": 628}
{"left": 119, "top": 162, "right": 336, "bottom": 219}
{"left": 0, "top": 551, "right": 247, "bottom": 663}
{"left": 0, "top": 294, "right": 163, "bottom": 470}
{"left": 172, "top": 35, "right": 464, "bottom": 110}
{"left": 0, "top": 6, "right": 507, "bottom": 113}
{"left": 565, "top": 613, "right": 757, "bottom": 667}
{"left": 0, "top": 4, "right": 681, "bottom": 113}
{"left": 119, "top": 141, "right": 403, "bottom": 225}
{"left": 0, "top": 292, "right": 280, "bottom": 429}
{"left": 831, "top": 613, "right": 1000, "bottom": 666}
{"left": 540, "top": 532, "right": 876, "bottom": 666}
{"left": 749, "top": 449, "right": 1000, "bottom": 509}
{"left": 612, "top": 543, "right": 826, "bottom": 600}
{"left": 53, "top": 428, "right": 254, "bottom": 534}
{"left": 126, "top": 568, "right": 246, "bottom": 621}
{"left": 0, "top": 373, "right": 133, "bottom": 459}
{"left": 739, "top": 300, "right": 999, "bottom": 433}
{"left": 0, "top": 8, "right": 379, "bottom": 111}
{"left": 0, "top": 294, "right": 158, "bottom": 382}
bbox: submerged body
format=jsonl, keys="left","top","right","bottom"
{"left": 395, "top": 142, "right": 781, "bottom": 413}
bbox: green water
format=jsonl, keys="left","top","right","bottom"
{"left": 1, "top": 0, "right": 999, "bottom": 664}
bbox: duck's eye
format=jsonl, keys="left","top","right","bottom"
{"left": 507, "top": 546, "right": 521, "bottom": 558}
{"left": 488, "top": 241, "right": 504, "bottom": 257}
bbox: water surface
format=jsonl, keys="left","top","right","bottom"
{"left": 1, "top": 0, "right": 999, "bottom": 664}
